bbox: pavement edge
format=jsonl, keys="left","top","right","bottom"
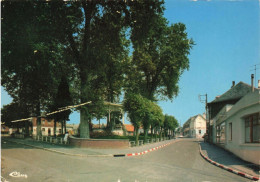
{"left": 198, "top": 142, "right": 260, "bottom": 181}
{"left": 126, "top": 139, "right": 179, "bottom": 157}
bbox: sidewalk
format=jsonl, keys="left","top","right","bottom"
{"left": 2, "top": 137, "right": 180, "bottom": 157}
{"left": 200, "top": 142, "right": 259, "bottom": 178}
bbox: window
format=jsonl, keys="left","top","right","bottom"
{"left": 229, "top": 123, "right": 232, "bottom": 141}
{"left": 199, "top": 130, "right": 201, "bottom": 134}
{"left": 245, "top": 113, "right": 260, "bottom": 143}
{"left": 42, "top": 128, "right": 45, "bottom": 132}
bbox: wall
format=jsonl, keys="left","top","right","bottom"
{"left": 69, "top": 136, "right": 129, "bottom": 149}
{"left": 224, "top": 91, "right": 260, "bottom": 165}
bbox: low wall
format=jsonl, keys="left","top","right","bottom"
{"left": 69, "top": 136, "right": 129, "bottom": 149}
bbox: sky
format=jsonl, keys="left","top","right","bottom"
{"left": 1, "top": 0, "right": 260, "bottom": 126}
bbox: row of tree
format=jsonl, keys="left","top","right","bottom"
{"left": 2, "top": 1, "right": 193, "bottom": 138}
{"left": 123, "top": 93, "right": 178, "bottom": 144}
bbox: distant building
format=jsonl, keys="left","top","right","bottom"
{"left": 31, "top": 117, "right": 64, "bottom": 136}
{"left": 175, "top": 127, "right": 183, "bottom": 137}
{"left": 183, "top": 114, "right": 206, "bottom": 138}
{"left": 66, "top": 124, "right": 79, "bottom": 135}
{"left": 124, "top": 124, "right": 134, "bottom": 136}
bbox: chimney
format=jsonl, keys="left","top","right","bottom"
{"left": 231, "top": 81, "right": 235, "bottom": 88}
{"left": 251, "top": 74, "right": 254, "bottom": 92}
{"left": 258, "top": 80, "right": 260, "bottom": 89}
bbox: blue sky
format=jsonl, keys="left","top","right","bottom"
{"left": 1, "top": 0, "right": 260, "bottom": 126}
{"left": 159, "top": 0, "right": 260, "bottom": 126}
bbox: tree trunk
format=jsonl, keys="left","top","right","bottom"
{"left": 54, "top": 120, "right": 56, "bottom": 137}
{"left": 36, "top": 103, "right": 42, "bottom": 137}
{"left": 79, "top": 108, "right": 90, "bottom": 138}
{"left": 151, "top": 125, "right": 154, "bottom": 141}
{"left": 61, "top": 121, "right": 64, "bottom": 135}
{"left": 25, "top": 121, "right": 29, "bottom": 137}
{"left": 135, "top": 128, "right": 140, "bottom": 146}
{"left": 155, "top": 127, "right": 157, "bottom": 140}
{"left": 144, "top": 128, "right": 148, "bottom": 144}
{"left": 160, "top": 127, "right": 162, "bottom": 140}
{"left": 133, "top": 126, "right": 136, "bottom": 137}
{"left": 110, "top": 113, "right": 115, "bottom": 131}
{"left": 64, "top": 120, "right": 67, "bottom": 133}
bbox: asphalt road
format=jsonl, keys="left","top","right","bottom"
{"left": 1, "top": 139, "right": 251, "bottom": 182}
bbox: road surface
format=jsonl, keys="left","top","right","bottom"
{"left": 1, "top": 139, "right": 250, "bottom": 182}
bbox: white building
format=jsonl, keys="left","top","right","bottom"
{"left": 183, "top": 114, "right": 206, "bottom": 138}
{"left": 209, "top": 79, "right": 260, "bottom": 165}
{"left": 223, "top": 90, "right": 260, "bottom": 165}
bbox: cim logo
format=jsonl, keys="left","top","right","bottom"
{"left": 9, "top": 171, "right": 28, "bottom": 178}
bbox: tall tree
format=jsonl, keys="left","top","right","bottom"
{"left": 164, "top": 115, "right": 178, "bottom": 137}
{"left": 46, "top": 1, "right": 164, "bottom": 138}
{"left": 1, "top": 2, "right": 66, "bottom": 136}
{"left": 128, "top": 14, "right": 194, "bottom": 101}
{"left": 149, "top": 102, "right": 164, "bottom": 141}
{"left": 123, "top": 93, "right": 145, "bottom": 144}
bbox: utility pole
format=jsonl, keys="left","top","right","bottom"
{"left": 199, "top": 94, "right": 207, "bottom": 114}
{"left": 199, "top": 94, "right": 208, "bottom": 140}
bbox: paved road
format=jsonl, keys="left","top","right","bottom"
{"left": 1, "top": 139, "right": 250, "bottom": 182}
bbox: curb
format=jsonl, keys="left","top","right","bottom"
{"left": 126, "top": 139, "right": 178, "bottom": 157}
{"left": 198, "top": 142, "right": 259, "bottom": 181}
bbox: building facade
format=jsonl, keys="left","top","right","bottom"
{"left": 32, "top": 117, "right": 64, "bottom": 136}
{"left": 224, "top": 91, "right": 260, "bottom": 164}
{"left": 183, "top": 114, "right": 206, "bottom": 138}
{"left": 208, "top": 80, "right": 260, "bottom": 164}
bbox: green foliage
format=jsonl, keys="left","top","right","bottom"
{"left": 123, "top": 93, "right": 144, "bottom": 129}
{"left": 2, "top": 1, "right": 192, "bottom": 139}
{"left": 164, "top": 114, "right": 179, "bottom": 135}
{"left": 123, "top": 93, "right": 164, "bottom": 143}
{"left": 128, "top": 12, "right": 194, "bottom": 101}
{"left": 1, "top": 102, "right": 30, "bottom": 129}
{"left": 48, "top": 76, "right": 72, "bottom": 122}
{"left": 2, "top": 1, "right": 69, "bottom": 115}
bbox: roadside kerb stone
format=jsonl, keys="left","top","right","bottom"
{"left": 198, "top": 142, "right": 260, "bottom": 181}
{"left": 126, "top": 139, "right": 180, "bottom": 157}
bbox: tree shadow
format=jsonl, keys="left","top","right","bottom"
{"left": 1, "top": 137, "right": 75, "bottom": 150}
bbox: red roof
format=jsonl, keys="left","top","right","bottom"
{"left": 124, "top": 124, "right": 134, "bottom": 132}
